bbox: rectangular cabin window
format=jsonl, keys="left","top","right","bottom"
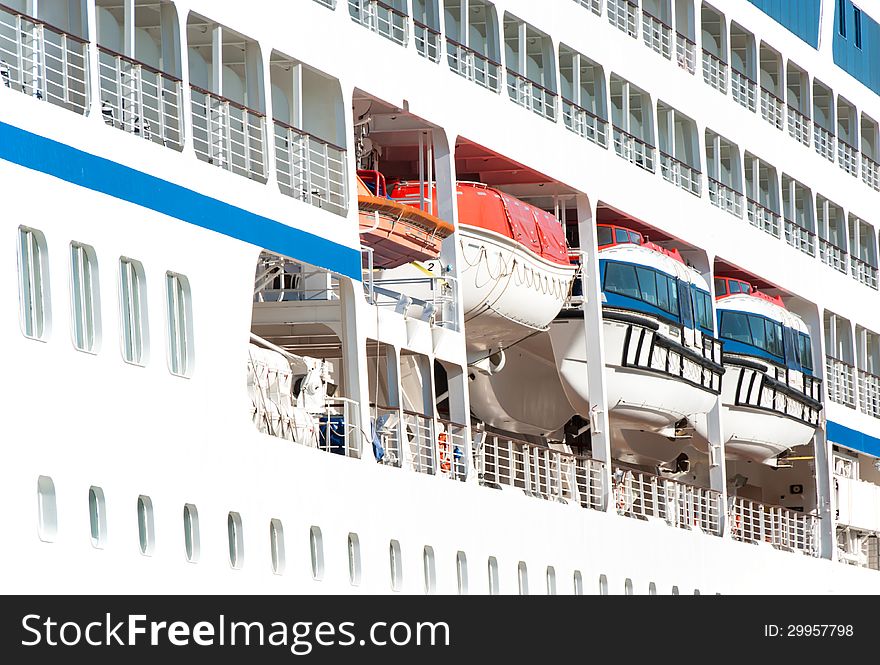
{"left": 120, "top": 259, "right": 147, "bottom": 365}
{"left": 839, "top": 0, "right": 847, "bottom": 37}
{"left": 166, "top": 272, "right": 192, "bottom": 376}
{"left": 70, "top": 243, "right": 99, "bottom": 353}
{"left": 18, "top": 227, "right": 48, "bottom": 340}
{"left": 854, "top": 7, "right": 862, "bottom": 48}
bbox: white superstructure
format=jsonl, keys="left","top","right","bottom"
{"left": 4, "top": 0, "right": 880, "bottom": 594}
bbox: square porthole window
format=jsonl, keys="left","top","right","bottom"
{"left": 18, "top": 226, "right": 51, "bottom": 340}
{"left": 348, "top": 533, "right": 362, "bottom": 586}
{"left": 137, "top": 495, "right": 155, "bottom": 556}
{"left": 423, "top": 546, "right": 436, "bottom": 594}
{"left": 389, "top": 539, "right": 403, "bottom": 591}
{"left": 37, "top": 476, "right": 57, "bottom": 543}
{"left": 119, "top": 258, "right": 148, "bottom": 365}
{"left": 88, "top": 486, "right": 107, "bottom": 549}
{"left": 228, "top": 512, "right": 244, "bottom": 569}
{"left": 487, "top": 556, "right": 499, "bottom": 595}
{"left": 310, "top": 526, "right": 325, "bottom": 580}
{"left": 456, "top": 551, "right": 468, "bottom": 595}
{"left": 270, "top": 519, "right": 285, "bottom": 575}
{"left": 183, "top": 503, "right": 200, "bottom": 563}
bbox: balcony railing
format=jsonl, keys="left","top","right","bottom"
{"left": 850, "top": 254, "right": 878, "bottom": 290}
{"left": 701, "top": 49, "right": 727, "bottom": 94}
{"left": 759, "top": 87, "right": 784, "bottom": 130}
{"left": 783, "top": 218, "right": 816, "bottom": 256}
{"left": 708, "top": 177, "right": 743, "bottom": 217}
{"left": 413, "top": 19, "right": 441, "bottom": 62}
{"left": 191, "top": 85, "right": 267, "bottom": 182}
{"left": 437, "top": 418, "right": 468, "bottom": 481}
{"left": 730, "top": 68, "right": 756, "bottom": 112}
{"left": 0, "top": 3, "right": 88, "bottom": 114}
{"left": 313, "top": 0, "right": 337, "bottom": 7}
{"left": 826, "top": 356, "right": 856, "bottom": 408}
{"left": 348, "top": 0, "right": 408, "bottom": 45}
{"left": 641, "top": 10, "right": 671, "bottom": 59}
{"left": 814, "top": 124, "right": 836, "bottom": 162}
{"left": 446, "top": 38, "right": 501, "bottom": 92}
{"left": 729, "top": 497, "right": 819, "bottom": 556}
{"left": 574, "top": 0, "right": 603, "bottom": 16}
{"left": 612, "top": 126, "right": 655, "bottom": 173}
{"left": 787, "top": 104, "right": 811, "bottom": 146}
{"left": 561, "top": 98, "right": 608, "bottom": 148}
{"left": 858, "top": 370, "right": 880, "bottom": 418}
{"left": 372, "top": 404, "right": 402, "bottom": 467}
{"left": 838, "top": 138, "right": 859, "bottom": 177}
{"left": 675, "top": 32, "right": 696, "bottom": 74}
{"left": 274, "top": 120, "right": 347, "bottom": 216}
{"left": 403, "top": 409, "right": 436, "bottom": 475}
{"left": 364, "top": 273, "right": 459, "bottom": 331}
{"left": 613, "top": 467, "right": 722, "bottom": 535}
{"left": 476, "top": 432, "right": 605, "bottom": 510}
{"left": 746, "top": 197, "right": 780, "bottom": 237}
{"left": 506, "top": 69, "right": 557, "bottom": 121}
{"left": 97, "top": 47, "right": 183, "bottom": 150}
{"left": 818, "top": 238, "right": 848, "bottom": 274}
{"left": 317, "top": 398, "right": 362, "bottom": 458}
{"left": 659, "top": 151, "right": 701, "bottom": 196}
{"left": 862, "top": 154, "right": 880, "bottom": 191}
{"left": 608, "top": 0, "right": 638, "bottom": 37}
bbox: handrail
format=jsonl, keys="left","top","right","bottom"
{"left": 746, "top": 196, "right": 779, "bottom": 218}
{"left": 0, "top": 2, "right": 88, "bottom": 43}
{"left": 642, "top": 9, "right": 672, "bottom": 30}
{"left": 787, "top": 103, "right": 810, "bottom": 122}
{"left": 701, "top": 48, "right": 727, "bottom": 65}
{"left": 190, "top": 84, "right": 265, "bottom": 117}
{"left": 827, "top": 355, "right": 855, "bottom": 369}
{"left": 707, "top": 175, "right": 742, "bottom": 195}
{"left": 272, "top": 118, "right": 347, "bottom": 154}
{"left": 782, "top": 217, "right": 816, "bottom": 237}
{"left": 659, "top": 149, "right": 699, "bottom": 172}
{"left": 561, "top": 97, "right": 606, "bottom": 123}
{"left": 412, "top": 18, "right": 440, "bottom": 36}
{"left": 819, "top": 237, "right": 848, "bottom": 254}
{"left": 612, "top": 124, "right": 654, "bottom": 150}
{"left": 676, "top": 31, "right": 696, "bottom": 46}
{"left": 731, "top": 66, "right": 757, "bottom": 86}
{"left": 759, "top": 85, "right": 783, "bottom": 104}
{"left": 375, "top": 0, "right": 407, "bottom": 18}
{"left": 507, "top": 68, "right": 557, "bottom": 97}
{"left": 445, "top": 37, "right": 502, "bottom": 67}
{"left": 97, "top": 45, "right": 182, "bottom": 82}
{"left": 402, "top": 407, "right": 431, "bottom": 419}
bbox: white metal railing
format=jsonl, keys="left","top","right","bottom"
{"left": 274, "top": 120, "right": 347, "bottom": 216}
{"left": 659, "top": 151, "right": 701, "bottom": 196}
{"left": 746, "top": 197, "right": 780, "bottom": 237}
{"left": 506, "top": 69, "right": 557, "bottom": 121}
{"left": 348, "top": 0, "right": 408, "bottom": 45}
{"left": 701, "top": 49, "right": 727, "bottom": 93}
{"left": 612, "top": 125, "right": 655, "bottom": 172}
{"left": 787, "top": 105, "right": 811, "bottom": 146}
{"left": 574, "top": 0, "right": 603, "bottom": 16}
{"left": 0, "top": 4, "right": 88, "bottom": 114}
{"left": 254, "top": 255, "right": 341, "bottom": 302}
{"left": 403, "top": 409, "right": 435, "bottom": 475}
{"left": 364, "top": 273, "right": 459, "bottom": 331}
{"left": 858, "top": 370, "right": 880, "bottom": 418}
{"left": 313, "top": 0, "right": 337, "bottom": 7}
{"left": 708, "top": 177, "right": 743, "bottom": 217}
{"left": 838, "top": 139, "right": 859, "bottom": 177}
{"left": 850, "top": 255, "right": 878, "bottom": 290}
{"left": 608, "top": 0, "right": 638, "bottom": 37}
{"left": 317, "top": 398, "right": 362, "bottom": 458}
{"left": 562, "top": 98, "right": 608, "bottom": 148}
{"left": 675, "top": 32, "right": 696, "bottom": 74}
{"left": 814, "top": 124, "right": 836, "bottom": 162}
{"left": 730, "top": 497, "right": 819, "bottom": 556}
{"left": 783, "top": 218, "right": 816, "bottom": 256}
{"left": 446, "top": 38, "right": 501, "bottom": 92}
{"left": 437, "top": 418, "right": 468, "bottom": 481}
{"left": 641, "top": 11, "right": 671, "bottom": 59}
{"left": 613, "top": 467, "right": 722, "bottom": 535}
{"left": 826, "top": 356, "right": 856, "bottom": 408}
{"left": 97, "top": 47, "right": 182, "bottom": 150}
{"left": 759, "top": 87, "right": 784, "bottom": 130}
{"left": 731, "top": 69, "right": 757, "bottom": 112}
{"left": 476, "top": 432, "right": 605, "bottom": 510}
{"left": 414, "top": 19, "right": 441, "bottom": 62}
{"left": 862, "top": 154, "right": 880, "bottom": 191}
{"left": 191, "top": 85, "right": 267, "bottom": 182}
{"left": 371, "top": 404, "right": 402, "bottom": 467}
{"left": 818, "top": 238, "right": 848, "bottom": 274}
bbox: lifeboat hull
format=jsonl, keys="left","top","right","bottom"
{"left": 460, "top": 225, "right": 576, "bottom": 354}
{"left": 359, "top": 209, "right": 443, "bottom": 268}
{"left": 548, "top": 313, "right": 718, "bottom": 465}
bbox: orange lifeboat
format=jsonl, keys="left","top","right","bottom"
{"left": 357, "top": 170, "right": 454, "bottom": 269}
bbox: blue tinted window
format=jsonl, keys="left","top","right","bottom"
{"left": 615, "top": 228, "right": 629, "bottom": 244}
{"left": 720, "top": 311, "right": 751, "bottom": 344}
{"left": 637, "top": 267, "right": 658, "bottom": 305}
{"left": 799, "top": 333, "right": 814, "bottom": 370}
{"left": 604, "top": 262, "right": 640, "bottom": 298}
{"left": 714, "top": 278, "right": 727, "bottom": 297}
{"left": 597, "top": 226, "right": 613, "bottom": 247}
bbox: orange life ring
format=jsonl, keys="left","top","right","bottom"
{"left": 438, "top": 432, "right": 450, "bottom": 473}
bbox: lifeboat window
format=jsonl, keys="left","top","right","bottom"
{"left": 693, "top": 289, "right": 714, "bottom": 331}
{"left": 798, "top": 333, "right": 814, "bottom": 371}
{"left": 729, "top": 280, "right": 742, "bottom": 294}
{"left": 615, "top": 228, "right": 629, "bottom": 244}
{"left": 720, "top": 312, "right": 785, "bottom": 358}
{"left": 636, "top": 267, "right": 658, "bottom": 305}
{"left": 37, "top": 476, "right": 57, "bottom": 543}
{"left": 720, "top": 311, "right": 752, "bottom": 344}
{"left": 748, "top": 316, "right": 767, "bottom": 350}
{"left": 597, "top": 226, "right": 614, "bottom": 247}
{"left": 678, "top": 281, "right": 694, "bottom": 328}
{"left": 604, "top": 262, "right": 640, "bottom": 298}
{"left": 605, "top": 261, "right": 680, "bottom": 316}
{"left": 629, "top": 231, "right": 642, "bottom": 244}
{"left": 714, "top": 278, "right": 727, "bottom": 297}
{"left": 765, "top": 320, "right": 784, "bottom": 357}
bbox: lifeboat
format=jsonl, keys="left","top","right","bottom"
{"left": 357, "top": 170, "right": 454, "bottom": 269}
{"left": 699, "top": 277, "right": 822, "bottom": 465}
{"left": 548, "top": 226, "right": 725, "bottom": 466}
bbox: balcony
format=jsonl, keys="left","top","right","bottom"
{"left": 825, "top": 356, "right": 856, "bottom": 408}
{"left": 783, "top": 218, "right": 816, "bottom": 257}
{"left": 506, "top": 69, "right": 557, "bottom": 121}
{"left": 814, "top": 124, "right": 836, "bottom": 162}
{"left": 746, "top": 197, "right": 780, "bottom": 237}
{"left": 730, "top": 497, "right": 819, "bottom": 556}
{"left": 701, "top": 49, "right": 727, "bottom": 94}
{"left": 349, "top": 0, "right": 408, "bottom": 46}
{"left": 659, "top": 151, "right": 701, "bottom": 196}
{"left": 574, "top": 0, "right": 603, "bottom": 15}
{"left": 97, "top": 47, "right": 183, "bottom": 150}
{"left": 838, "top": 138, "right": 859, "bottom": 177}
{"left": 862, "top": 154, "right": 880, "bottom": 191}
{"left": 274, "top": 120, "right": 348, "bottom": 216}
{"left": 562, "top": 98, "right": 608, "bottom": 148}
{"left": 612, "top": 125, "right": 655, "bottom": 173}
{"left": 708, "top": 177, "right": 743, "bottom": 218}
{"left": 857, "top": 369, "right": 880, "bottom": 417}
{"left": 191, "top": 85, "right": 267, "bottom": 182}
{"left": 414, "top": 19, "right": 441, "bottom": 62}
{"left": 759, "top": 87, "right": 784, "bottom": 130}
{"left": 818, "top": 238, "right": 848, "bottom": 274}
{"left": 446, "top": 38, "right": 501, "bottom": 93}
{"left": 608, "top": 0, "right": 638, "bottom": 38}
{"left": 850, "top": 255, "right": 878, "bottom": 290}
{"left": 675, "top": 32, "right": 696, "bottom": 74}
{"left": 730, "top": 68, "right": 756, "bottom": 113}
{"left": 787, "top": 105, "right": 811, "bottom": 147}
{"left": 641, "top": 10, "right": 671, "bottom": 60}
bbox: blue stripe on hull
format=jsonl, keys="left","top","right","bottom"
{"left": 0, "top": 120, "right": 362, "bottom": 280}
{"left": 827, "top": 420, "right": 880, "bottom": 457}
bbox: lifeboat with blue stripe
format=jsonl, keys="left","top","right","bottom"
{"left": 707, "top": 277, "right": 822, "bottom": 464}
{"left": 548, "top": 225, "right": 725, "bottom": 466}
